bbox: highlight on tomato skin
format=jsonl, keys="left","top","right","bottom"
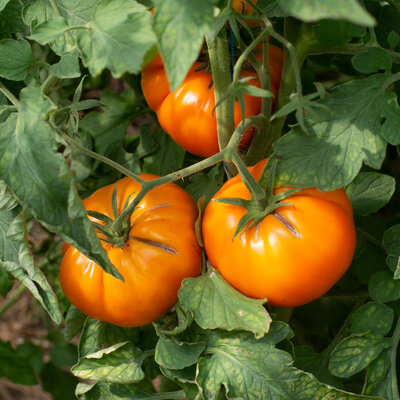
{"left": 141, "top": 44, "right": 284, "bottom": 158}
{"left": 59, "top": 175, "right": 202, "bottom": 327}
{"left": 201, "top": 159, "right": 357, "bottom": 308}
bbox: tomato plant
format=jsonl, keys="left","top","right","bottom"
{"left": 60, "top": 175, "right": 201, "bottom": 327}
{"left": 202, "top": 159, "right": 356, "bottom": 307}
{"left": 1, "top": 1, "right": 400, "bottom": 400}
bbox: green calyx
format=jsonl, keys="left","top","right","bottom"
{"left": 216, "top": 158, "right": 301, "bottom": 239}
{"left": 87, "top": 186, "right": 134, "bottom": 248}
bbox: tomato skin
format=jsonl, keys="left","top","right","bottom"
{"left": 202, "top": 160, "right": 356, "bottom": 307}
{"left": 60, "top": 176, "right": 202, "bottom": 327}
{"left": 141, "top": 46, "right": 283, "bottom": 157}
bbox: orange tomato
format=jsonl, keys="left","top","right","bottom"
{"left": 60, "top": 175, "right": 202, "bottom": 327}
{"left": 232, "top": 0, "right": 261, "bottom": 26}
{"left": 202, "top": 159, "right": 356, "bottom": 307}
{"left": 141, "top": 45, "right": 283, "bottom": 157}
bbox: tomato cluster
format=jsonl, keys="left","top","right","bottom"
{"left": 60, "top": 3, "right": 356, "bottom": 327}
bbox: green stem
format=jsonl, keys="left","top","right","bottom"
{"left": 112, "top": 151, "right": 227, "bottom": 233}
{"left": 232, "top": 30, "right": 269, "bottom": 83}
{"left": 261, "top": 37, "right": 272, "bottom": 121}
{"left": 231, "top": 153, "right": 265, "bottom": 207}
{"left": 60, "top": 131, "right": 146, "bottom": 185}
{"left": 0, "top": 82, "right": 19, "bottom": 107}
{"left": 390, "top": 317, "right": 400, "bottom": 400}
{"left": 267, "top": 21, "right": 316, "bottom": 154}
{"left": 245, "top": 35, "right": 272, "bottom": 164}
{"left": 356, "top": 227, "right": 385, "bottom": 251}
{"left": 206, "top": 30, "right": 235, "bottom": 153}
{"left": 0, "top": 285, "right": 26, "bottom": 318}
{"left": 41, "top": 74, "right": 58, "bottom": 95}
{"left": 309, "top": 43, "right": 400, "bottom": 64}
{"left": 34, "top": 61, "right": 51, "bottom": 70}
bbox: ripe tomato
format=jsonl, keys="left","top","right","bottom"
{"left": 202, "top": 159, "right": 356, "bottom": 307}
{"left": 60, "top": 175, "right": 202, "bottom": 327}
{"left": 141, "top": 46, "right": 283, "bottom": 157}
{"left": 232, "top": 0, "right": 255, "bottom": 15}
{"left": 232, "top": 0, "right": 259, "bottom": 25}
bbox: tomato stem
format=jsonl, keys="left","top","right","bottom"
{"left": 41, "top": 74, "right": 58, "bottom": 95}
{"left": 267, "top": 20, "right": 312, "bottom": 154}
{"left": 231, "top": 153, "right": 266, "bottom": 207}
{"left": 206, "top": 29, "right": 236, "bottom": 169}
{"left": 232, "top": 29, "right": 269, "bottom": 83}
{"left": 0, "top": 82, "right": 19, "bottom": 107}
{"left": 111, "top": 151, "right": 227, "bottom": 235}
{"left": 60, "top": 131, "right": 146, "bottom": 185}
{"left": 0, "top": 285, "right": 26, "bottom": 318}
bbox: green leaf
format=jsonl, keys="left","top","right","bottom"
{"left": 0, "top": 0, "right": 25, "bottom": 34}
{"left": 76, "top": 0, "right": 156, "bottom": 77}
{"left": 141, "top": 129, "right": 185, "bottom": 176}
{"left": 294, "top": 346, "right": 343, "bottom": 388}
{"left": 313, "top": 20, "right": 365, "bottom": 48}
{"left": 185, "top": 165, "right": 225, "bottom": 203}
{"left": 0, "top": 39, "right": 34, "bottom": 81}
{"left": 49, "top": 48, "right": 81, "bottom": 78}
{"left": 50, "top": 341, "right": 78, "bottom": 368}
{"left": 78, "top": 318, "right": 104, "bottom": 358}
{"left": 278, "top": 0, "right": 375, "bottom": 26}
{"left": 0, "top": 88, "right": 120, "bottom": 279}
{"left": 352, "top": 47, "right": 393, "bottom": 73}
{"left": 383, "top": 225, "right": 400, "bottom": 276}
{"left": 29, "top": 16, "right": 69, "bottom": 44}
{"left": 0, "top": 0, "right": 11, "bottom": 12}
{"left": 350, "top": 302, "right": 394, "bottom": 336}
{"left": 0, "top": 180, "right": 62, "bottom": 323}
{"left": 387, "top": 30, "right": 400, "bottom": 50}
{"left": 275, "top": 74, "right": 400, "bottom": 190}
{"left": 369, "top": 270, "right": 400, "bottom": 302}
{"left": 76, "top": 382, "right": 183, "bottom": 400}
{"left": 152, "top": 0, "right": 214, "bottom": 91}
{"left": 329, "top": 333, "right": 391, "bottom": 378}
{"left": 380, "top": 91, "right": 400, "bottom": 146}
{"left": 153, "top": 303, "right": 193, "bottom": 339}
{"left": 197, "top": 327, "right": 377, "bottom": 399}
{"left": 80, "top": 89, "right": 139, "bottom": 159}
{"left": 256, "top": 0, "right": 286, "bottom": 17}
{"left": 22, "top": 0, "right": 56, "bottom": 27}
{"left": 363, "top": 347, "right": 394, "bottom": 399}
{"left": 0, "top": 340, "right": 37, "bottom": 385}
{"left": 64, "top": 305, "right": 87, "bottom": 342}
{"left": 160, "top": 366, "right": 197, "bottom": 399}
{"left": 71, "top": 342, "right": 145, "bottom": 384}
{"left": 345, "top": 172, "right": 395, "bottom": 215}
{"left": 78, "top": 318, "right": 140, "bottom": 361}
{"left": 179, "top": 268, "right": 271, "bottom": 339}
{"left": 155, "top": 338, "right": 205, "bottom": 370}
{"left": 41, "top": 362, "right": 78, "bottom": 400}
